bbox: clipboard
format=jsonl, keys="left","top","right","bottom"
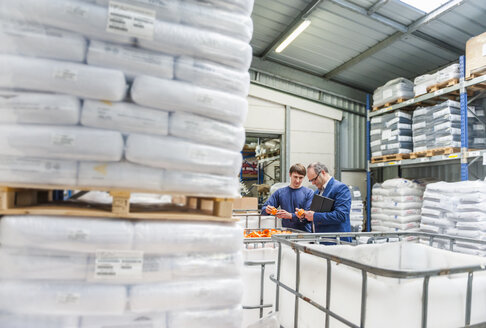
{"left": 310, "top": 194, "right": 335, "bottom": 212}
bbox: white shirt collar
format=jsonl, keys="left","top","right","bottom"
{"left": 321, "top": 176, "right": 333, "bottom": 193}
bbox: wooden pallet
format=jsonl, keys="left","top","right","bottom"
{"left": 371, "top": 153, "right": 411, "bottom": 164}
{"left": 0, "top": 184, "right": 235, "bottom": 222}
{"left": 427, "top": 78, "right": 459, "bottom": 93}
{"left": 466, "top": 67, "right": 486, "bottom": 81}
{"left": 409, "top": 147, "right": 460, "bottom": 159}
{"left": 372, "top": 98, "right": 406, "bottom": 111}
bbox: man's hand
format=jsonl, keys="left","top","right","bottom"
{"left": 276, "top": 209, "right": 292, "bottom": 219}
{"left": 302, "top": 210, "right": 314, "bottom": 221}
{"left": 265, "top": 205, "right": 276, "bottom": 215}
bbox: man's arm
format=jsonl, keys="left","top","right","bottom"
{"left": 313, "top": 185, "right": 351, "bottom": 226}
{"left": 290, "top": 189, "right": 314, "bottom": 221}
{"left": 261, "top": 191, "right": 279, "bottom": 215}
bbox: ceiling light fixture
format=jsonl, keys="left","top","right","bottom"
{"left": 275, "top": 20, "right": 311, "bottom": 53}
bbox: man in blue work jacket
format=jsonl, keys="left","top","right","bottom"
{"left": 298, "top": 162, "right": 351, "bottom": 241}
{"left": 261, "top": 163, "right": 314, "bottom": 232}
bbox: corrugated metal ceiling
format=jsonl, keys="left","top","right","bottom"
{"left": 250, "top": 0, "right": 486, "bottom": 92}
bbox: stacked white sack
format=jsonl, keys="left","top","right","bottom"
{"left": 349, "top": 186, "right": 364, "bottom": 232}
{"left": 372, "top": 77, "right": 414, "bottom": 108}
{"left": 413, "top": 63, "right": 459, "bottom": 96}
{"left": 0, "top": 215, "right": 244, "bottom": 327}
{"left": 422, "top": 181, "right": 486, "bottom": 256}
{"left": 371, "top": 179, "right": 424, "bottom": 232}
{"left": 0, "top": 0, "right": 255, "bottom": 196}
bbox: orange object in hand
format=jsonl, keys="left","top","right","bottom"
{"left": 297, "top": 208, "right": 305, "bottom": 217}
{"left": 270, "top": 207, "right": 278, "bottom": 215}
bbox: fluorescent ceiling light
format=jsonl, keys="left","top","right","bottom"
{"left": 399, "top": 0, "right": 450, "bottom": 13}
{"left": 275, "top": 20, "right": 311, "bottom": 53}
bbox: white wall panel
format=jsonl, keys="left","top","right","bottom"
{"left": 245, "top": 96, "right": 285, "bottom": 133}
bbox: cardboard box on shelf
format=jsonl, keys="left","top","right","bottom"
{"left": 233, "top": 197, "right": 258, "bottom": 210}
{"left": 466, "top": 31, "right": 486, "bottom": 79}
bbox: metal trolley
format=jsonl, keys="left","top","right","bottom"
{"left": 233, "top": 209, "right": 281, "bottom": 230}
{"left": 270, "top": 232, "right": 486, "bottom": 328}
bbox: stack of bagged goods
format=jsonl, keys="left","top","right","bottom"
{"left": 0, "top": 215, "right": 244, "bottom": 327}
{"left": 370, "top": 110, "right": 413, "bottom": 158}
{"left": 421, "top": 181, "right": 486, "bottom": 256}
{"left": 412, "top": 106, "right": 430, "bottom": 152}
{"left": 426, "top": 100, "right": 462, "bottom": 151}
{"left": 348, "top": 186, "right": 364, "bottom": 232}
{"left": 413, "top": 63, "right": 460, "bottom": 96}
{"left": 0, "top": 0, "right": 255, "bottom": 197}
{"left": 371, "top": 179, "right": 424, "bottom": 232}
{"left": 372, "top": 77, "right": 414, "bottom": 109}
{"left": 469, "top": 107, "right": 486, "bottom": 149}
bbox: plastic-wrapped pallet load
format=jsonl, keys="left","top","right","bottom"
{"left": 371, "top": 178, "right": 424, "bottom": 232}
{"left": 348, "top": 186, "right": 364, "bottom": 232}
{"left": 413, "top": 63, "right": 460, "bottom": 97}
{"left": 412, "top": 106, "right": 430, "bottom": 152}
{"left": 0, "top": 0, "right": 254, "bottom": 197}
{"left": 0, "top": 215, "right": 245, "bottom": 327}
{"left": 426, "top": 100, "right": 462, "bottom": 150}
{"left": 469, "top": 107, "right": 486, "bottom": 149}
{"left": 421, "top": 181, "right": 486, "bottom": 256}
{"left": 372, "top": 77, "right": 414, "bottom": 109}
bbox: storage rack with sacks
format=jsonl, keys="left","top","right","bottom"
{"left": 365, "top": 56, "right": 486, "bottom": 231}
{"left": 270, "top": 231, "right": 486, "bottom": 328}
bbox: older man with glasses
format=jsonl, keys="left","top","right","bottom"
{"left": 297, "top": 162, "right": 351, "bottom": 241}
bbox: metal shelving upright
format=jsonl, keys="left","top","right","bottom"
{"left": 365, "top": 55, "right": 486, "bottom": 231}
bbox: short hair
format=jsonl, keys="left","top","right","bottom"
{"left": 289, "top": 163, "right": 306, "bottom": 176}
{"left": 307, "top": 162, "right": 329, "bottom": 175}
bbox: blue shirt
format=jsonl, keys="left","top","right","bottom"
{"left": 313, "top": 177, "right": 352, "bottom": 242}
{"left": 261, "top": 186, "right": 314, "bottom": 232}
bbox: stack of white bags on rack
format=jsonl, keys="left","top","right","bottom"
{"left": 413, "top": 63, "right": 460, "bottom": 96}
{"left": 0, "top": 215, "right": 245, "bottom": 327}
{"left": 0, "top": 0, "right": 255, "bottom": 197}
{"left": 371, "top": 178, "right": 425, "bottom": 232}
{"left": 348, "top": 185, "right": 364, "bottom": 232}
{"left": 372, "top": 77, "right": 414, "bottom": 108}
{"left": 420, "top": 181, "right": 486, "bottom": 257}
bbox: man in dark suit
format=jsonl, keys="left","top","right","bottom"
{"left": 296, "top": 162, "right": 351, "bottom": 241}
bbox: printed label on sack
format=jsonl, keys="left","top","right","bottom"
{"left": 95, "top": 250, "right": 143, "bottom": 280}
{"left": 65, "top": 4, "right": 89, "bottom": 17}
{"left": 51, "top": 133, "right": 76, "bottom": 147}
{"left": 474, "top": 124, "right": 485, "bottom": 131}
{"left": 483, "top": 154, "right": 486, "bottom": 166}
{"left": 68, "top": 229, "right": 89, "bottom": 241}
{"left": 57, "top": 293, "right": 80, "bottom": 304}
{"left": 107, "top": 1, "right": 155, "bottom": 40}
{"left": 189, "top": 147, "right": 210, "bottom": 162}
{"left": 353, "top": 191, "right": 361, "bottom": 197}
{"left": 53, "top": 68, "right": 78, "bottom": 81}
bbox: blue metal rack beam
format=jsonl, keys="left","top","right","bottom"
{"left": 366, "top": 94, "right": 371, "bottom": 232}
{"left": 460, "top": 55, "right": 469, "bottom": 181}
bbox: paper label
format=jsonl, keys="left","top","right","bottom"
{"left": 95, "top": 250, "right": 143, "bottom": 280}
{"left": 473, "top": 124, "right": 485, "bottom": 131}
{"left": 353, "top": 191, "right": 361, "bottom": 197}
{"left": 51, "top": 133, "right": 76, "bottom": 147}
{"left": 57, "top": 293, "right": 80, "bottom": 304}
{"left": 107, "top": 1, "right": 156, "bottom": 40}
{"left": 382, "top": 129, "right": 392, "bottom": 139}
{"left": 483, "top": 43, "right": 486, "bottom": 57}
{"left": 53, "top": 68, "right": 78, "bottom": 81}
{"left": 483, "top": 154, "right": 486, "bottom": 166}
{"left": 414, "top": 122, "right": 426, "bottom": 129}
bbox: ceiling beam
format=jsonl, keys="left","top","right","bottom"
{"left": 324, "top": 0, "right": 467, "bottom": 79}
{"left": 367, "top": 0, "right": 390, "bottom": 15}
{"left": 260, "top": 0, "right": 322, "bottom": 59}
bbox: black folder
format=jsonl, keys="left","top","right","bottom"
{"left": 310, "top": 194, "right": 335, "bottom": 212}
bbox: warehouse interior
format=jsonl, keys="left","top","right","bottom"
{"left": 0, "top": 0, "right": 486, "bottom": 327}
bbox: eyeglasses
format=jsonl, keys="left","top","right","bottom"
{"left": 308, "top": 170, "right": 321, "bottom": 183}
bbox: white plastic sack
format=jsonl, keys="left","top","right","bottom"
{"left": 0, "top": 19, "right": 87, "bottom": 62}
{"left": 185, "top": 0, "right": 255, "bottom": 16}
{"left": 131, "top": 75, "right": 248, "bottom": 125}
{"left": 81, "top": 100, "right": 169, "bottom": 136}
{"left": 0, "top": 215, "right": 134, "bottom": 253}
{"left": 174, "top": 56, "right": 250, "bottom": 97}
{"left": 0, "top": 91, "right": 80, "bottom": 125}
{"left": 163, "top": 170, "right": 240, "bottom": 197}
{"left": 0, "top": 314, "right": 79, "bottom": 328}
{"left": 0, "top": 156, "right": 78, "bottom": 185}
{"left": 168, "top": 306, "right": 243, "bottom": 328}
{"left": 1, "top": 0, "right": 133, "bottom": 44}
{"left": 78, "top": 161, "right": 164, "bottom": 191}
{"left": 81, "top": 313, "right": 166, "bottom": 328}
{"left": 0, "top": 55, "right": 127, "bottom": 101}
{"left": 138, "top": 19, "right": 252, "bottom": 71}
{"left": 0, "top": 281, "right": 127, "bottom": 315}
{"left": 126, "top": 134, "right": 242, "bottom": 177}
{"left": 87, "top": 40, "right": 174, "bottom": 81}
{"left": 133, "top": 221, "right": 242, "bottom": 254}
{"left": 0, "top": 125, "right": 124, "bottom": 161}
{"left": 129, "top": 279, "right": 243, "bottom": 312}
{"left": 169, "top": 111, "right": 245, "bottom": 151}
